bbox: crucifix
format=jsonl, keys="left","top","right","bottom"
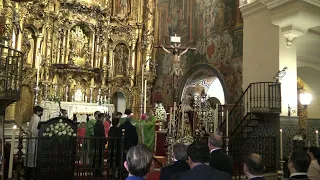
{"left": 155, "top": 34, "right": 196, "bottom": 76}
{"left": 155, "top": 34, "right": 196, "bottom": 101}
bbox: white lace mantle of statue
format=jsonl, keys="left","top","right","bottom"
{"left": 40, "top": 101, "right": 115, "bottom": 122}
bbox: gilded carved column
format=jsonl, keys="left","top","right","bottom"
{"left": 1, "top": 0, "right": 13, "bottom": 45}
{"left": 144, "top": 0, "right": 155, "bottom": 70}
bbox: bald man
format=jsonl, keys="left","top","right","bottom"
{"left": 243, "top": 153, "right": 265, "bottom": 180}
{"left": 208, "top": 134, "right": 233, "bottom": 175}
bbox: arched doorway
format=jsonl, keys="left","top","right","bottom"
{"left": 177, "top": 64, "right": 227, "bottom": 105}
{"left": 112, "top": 92, "right": 126, "bottom": 113}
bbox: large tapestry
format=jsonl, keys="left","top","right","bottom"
{"left": 154, "top": 0, "right": 243, "bottom": 106}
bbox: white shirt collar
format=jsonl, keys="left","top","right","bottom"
{"left": 289, "top": 172, "right": 307, "bottom": 177}
{"left": 249, "top": 175, "right": 264, "bottom": 179}
{"left": 210, "top": 148, "right": 221, "bottom": 153}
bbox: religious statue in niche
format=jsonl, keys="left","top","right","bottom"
{"left": 69, "top": 25, "right": 90, "bottom": 66}
{"left": 114, "top": 0, "right": 131, "bottom": 15}
{"left": 114, "top": 44, "right": 129, "bottom": 76}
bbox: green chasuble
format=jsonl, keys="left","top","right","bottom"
{"left": 135, "top": 116, "right": 156, "bottom": 151}
{"left": 85, "top": 119, "right": 96, "bottom": 137}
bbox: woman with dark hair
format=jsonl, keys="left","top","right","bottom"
{"left": 307, "top": 146, "right": 320, "bottom": 179}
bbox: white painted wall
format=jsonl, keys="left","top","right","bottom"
{"left": 207, "top": 78, "right": 225, "bottom": 105}
{"left": 242, "top": 6, "right": 280, "bottom": 89}
{"left": 298, "top": 66, "right": 320, "bottom": 119}
{"left": 242, "top": 2, "right": 299, "bottom": 115}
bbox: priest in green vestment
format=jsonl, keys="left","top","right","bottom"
{"left": 135, "top": 113, "right": 156, "bottom": 151}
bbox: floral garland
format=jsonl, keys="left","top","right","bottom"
{"left": 155, "top": 103, "right": 167, "bottom": 121}
{"left": 43, "top": 120, "right": 76, "bottom": 140}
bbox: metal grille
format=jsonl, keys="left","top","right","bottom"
{"left": 0, "top": 45, "right": 24, "bottom": 103}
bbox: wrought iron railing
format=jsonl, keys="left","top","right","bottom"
{"left": 219, "top": 82, "right": 281, "bottom": 136}
{"left": 10, "top": 136, "right": 126, "bottom": 180}
{"left": 226, "top": 136, "right": 277, "bottom": 179}
{"left": 0, "top": 45, "right": 24, "bottom": 105}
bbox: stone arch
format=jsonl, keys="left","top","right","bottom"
{"left": 176, "top": 63, "right": 228, "bottom": 104}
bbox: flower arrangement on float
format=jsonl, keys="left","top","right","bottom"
{"left": 43, "top": 119, "right": 76, "bottom": 142}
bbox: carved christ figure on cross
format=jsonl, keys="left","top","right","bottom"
{"left": 160, "top": 44, "right": 190, "bottom": 76}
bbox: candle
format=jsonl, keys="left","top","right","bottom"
{"left": 8, "top": 125, "right": 17, "bottom": 178}
{"left": 142, "top": 63, "right": 144, "bottom": 94}
{"left": 226, "top": 110, "right": 229, "bottom": 136}
{"left": 173, "top": 102, "right": 176, "bottom": 131}
{"left": 144, "top": 79, "right": 147, "bottom": 114}
{"left": 316, "top": 130, "right": 319, "bottom": 147}
{"left": 181, "top": 107, "right": 184, "bottom": 138}
{"left": 280, "top": 129, "right": 283, "bottom": 160}
{"left": 214, "top": 104, "right": 218, "bottom": 133}
{"left": 169, "top": 107, "right": 172, "bottom": 133}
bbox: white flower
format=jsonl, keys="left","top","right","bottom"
{"left": 64, "top": 123, "right": 67, "bottom": 126}
{"left": 58, "top": 132, "right": 62, "bottom": 136}
{"left": 43, "top": 133, "right": 47, "bottom": 136}
{"left": 55, "top": 125, "right": 59, "bottom": 129}
{"left": 62, "top": 131, "right": 66, "bottom": 135}
{"left": 73, "top": 133, "right": 76, "bottom": 137}
{"left": 59, "top": 119, "right": 62, "bottom": 123}
{"left": 70, "top": 129, "right": 74, "bottom": 133}
{"left": 50, "top": 124, "right": 53, "bottom": 128}
{"left": 68, "top": 132, "right": 72, "bottom": 136}
{"left": 46, "top": 128, "right": 49, "bottom": 132}
{"left": 51, "top": 127, "right": 54, "bottom": 131}
{"left": 49, "top": 133, "right": 52, "bottom": 137}
{"left": 54, "top": 130, "right": 58, "bottom": 134}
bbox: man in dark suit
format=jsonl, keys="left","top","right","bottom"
{"left": 93, "top": 113, "right": 107, "bottom": 176}
{"left": 243, "top": 153, "right": 265, "bottom": 180}
{"left": 287, "top": 150, "right": 311, "bottom": 179}
{"left": 160, "top": 143, "right": 190, "bottom": 180}
{"left": 173, "top": 141, "right": 231, "bottom": 180}
{"left": 119, "top": 117, "right": 138, "bottom": 153}
{"left": 208, "top": 134, "right": 233, "bottom": 175}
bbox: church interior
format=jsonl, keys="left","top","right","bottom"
{"left": 0, "top": 0, "right": 320, "bottom": 179}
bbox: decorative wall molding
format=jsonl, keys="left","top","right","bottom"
{"left": 240, "top": 1, "right": 267, "bottom": 19}
{"left": 260, "top": 0, "right": 293, "bottom": 9}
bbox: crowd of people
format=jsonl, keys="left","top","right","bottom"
{"left": 25, "top": 106, "right": 139, "bottom": 178}
{"left": 125, "top": 133, "right": 320, "bottom": 180}
{"left": 23, "top": 105, "right": 320, "bottom": 180}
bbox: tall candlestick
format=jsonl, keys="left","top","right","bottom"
{"left": 214, "top": 104, "right": 218, "bottom": 133}
{"left": 8, "top": 125, "right": 17, "bottom": 178}
{"left": 142, "top": 63, "right": 144, "bottom": 92}
{"left": 181, "top": 107, "right": 184, "bottom": 138}
{"left": 169, "top": 107, "right": 172, "bottom": 133}
{"left": 226, "top": 110, "right": 229, "bottom": 136}
{"left": 173, "top": 102, "right": 176, "bottom": 133}
{"left": 144, "top": 79, "right": 147, "bottom": 113}
{"left": 36, "top": 52, "right": 41, "bottom": 86}
{"left": 316, "top": 130, "right": 319, "bottom": 147}
{"left": 280, "top": 129, "right": 283, "bottom": 160}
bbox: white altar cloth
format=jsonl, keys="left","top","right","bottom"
{"left": 40, "top": 101, "right": 115, "bottom": 122}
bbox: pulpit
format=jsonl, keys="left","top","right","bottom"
{"left": 36, "top": 117, "right": 78, "bottom": 180}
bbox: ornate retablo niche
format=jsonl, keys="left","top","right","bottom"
{"left": 69, "top": 25, "right": 91, "bottom": 67}
{"left": 113, "top": 0, "right": 131, "bottom": 16}
{"left": 114, "top": 43, "right": 129, "bottom": 76}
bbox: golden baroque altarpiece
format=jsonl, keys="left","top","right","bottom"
{"left": 0, "top": 0, "right": 156, "bottom": 122}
